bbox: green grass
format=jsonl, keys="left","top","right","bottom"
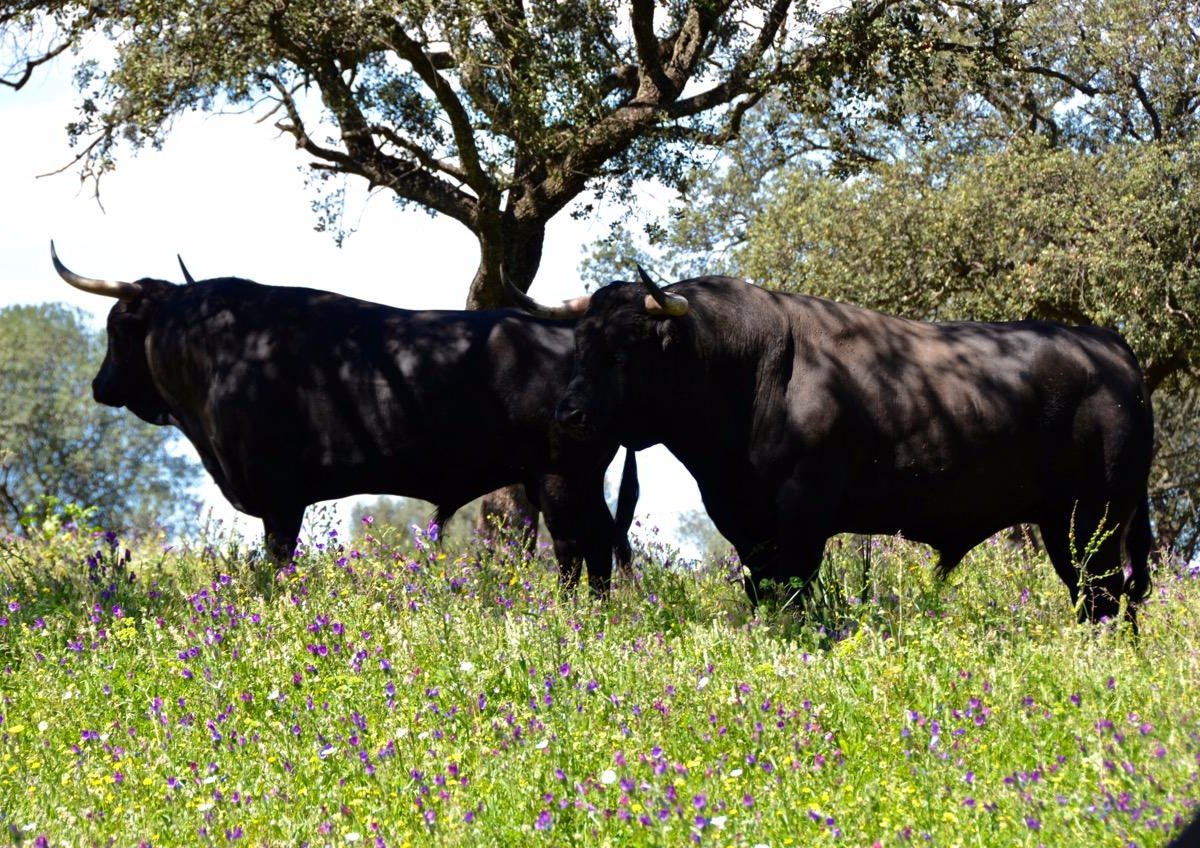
{"left": 0, "top": 515, "right": 1197, "bottom": 847}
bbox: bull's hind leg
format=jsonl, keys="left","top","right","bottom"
{"left": 1124, "top": 495, "right": 1153, "bottom": 605}
{"left": 1039, "top": 518, "right": 1082, "bottom": 614}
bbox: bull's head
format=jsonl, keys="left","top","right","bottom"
{"left": 51, "top": 242, "right": 176, "bottom": 426}
{"left": 513, "top": 266, "right": 690, "bottom": 449}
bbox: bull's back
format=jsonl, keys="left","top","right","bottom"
{"left": 781, "top": 302, "right": 1151, "bottom": 535}
{"left": 153, "top": 285, "right": 576, "bottom": 508}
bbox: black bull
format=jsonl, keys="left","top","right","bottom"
{"left": 540, "top": 271, "right": 1155, "bottom": 624}
{"left": 52, "top": 244, "right": 636, "bottom": 592}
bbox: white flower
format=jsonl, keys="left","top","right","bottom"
{"left": 459, "top": 660, "right": 476, "bottom": 674}
{"left": 600, "top": 769, "right": 618, "bottom": 785}
{"left": 712, "top": 815, "right": 728, "bottom": 829}
{"left": 535, "top": 739, "right": 549, "bottom": 750}
{"left": 697, "top": 676, "right": 710, "bottom": 690}
{"left": 344, "top": 833, "right": 362, "bottom": 843}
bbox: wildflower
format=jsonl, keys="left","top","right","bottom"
{"left": 600, "top": 769, "right": 618, "bottom": 785}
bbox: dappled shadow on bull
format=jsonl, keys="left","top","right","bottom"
{"left": 537, "top": 269, "right": 1155, "bottom": 629}
{"left": 50, "top": 242, "right": 637, "bottom": 594}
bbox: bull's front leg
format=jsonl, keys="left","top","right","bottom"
{"left": 261, "top": 506, "right": 305, "bottom": 577}
{"left": 770, "top": 476, "right": 832, "bottom": 604}
{"left": 537, "top": 472, "right": 614, "bottom": 598}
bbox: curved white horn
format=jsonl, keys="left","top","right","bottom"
{"left": 501, "top": 267, "right": 590, "bottom": 318}
{"left": 637, "top": 265, "right": 689, "bottom": 316}
{"left": 50, "top": 241, "right": 142, "bottom": 300}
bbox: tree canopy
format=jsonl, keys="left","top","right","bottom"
{"left": 0, "top": 303, "right": 200, "bottom": 537}
{"left": 1, "top": 0, "right": 932, "bottom": 306}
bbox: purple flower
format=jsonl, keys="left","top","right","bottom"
{"left": 535, "top": 810, "right": 552, "bottom": 830}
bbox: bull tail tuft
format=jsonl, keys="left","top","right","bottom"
{"left": 1124, "top": 494, "right": 1153, "bottom": 604}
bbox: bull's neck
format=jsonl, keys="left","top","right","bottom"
{"left": 656, "top": 307, "right": 781, "bottom": 474}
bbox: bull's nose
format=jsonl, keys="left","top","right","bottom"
{"left": 555, "top": 400, "right": 588, "bottom": 433}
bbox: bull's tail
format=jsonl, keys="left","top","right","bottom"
{"left": 1124, "top": 493, "right": 1153, "bottom": 604}
{"left": 613, "top": 448, "right": 639, "bottom": 577}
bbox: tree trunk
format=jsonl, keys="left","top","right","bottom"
{"left": 465, "top": 214, "right": 545, "bottom": 309}
{"left": 469, "top": 218, "right": 549, "bottom": 538}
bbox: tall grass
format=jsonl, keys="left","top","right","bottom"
{"left": 0, "top": 512, "right": 1197, "bottom": 846}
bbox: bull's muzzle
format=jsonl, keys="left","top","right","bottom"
{"left": 554, "top": 397, "right": 592, "bottom": 438}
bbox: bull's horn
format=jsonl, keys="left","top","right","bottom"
{"left": 177, "top": 254, "right": 197, "bottom": 285}
{"left": 501, "top": 266, "right": 590, "bottom": 318}
{"left": 637, "top": 265, "right": 689, "bottom": 316}
{"left": 50, "top": 241, "right": 142, "bottom": 300}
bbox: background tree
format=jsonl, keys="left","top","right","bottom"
{"left": 0, "top": 303, "right": 200, "bottom": 536}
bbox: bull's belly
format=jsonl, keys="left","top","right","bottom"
{"left": 832, "top": 464, "right": 1044, "bottom": 543}
{"left": 302, "top": 458, "right": 521, "bottom": 507}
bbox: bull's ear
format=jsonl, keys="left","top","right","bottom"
{"left": 654, "top": 315, "right": 682, "bottom": 352}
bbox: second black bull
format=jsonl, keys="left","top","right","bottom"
{"left": 52, "top": 244, "right": 636, "bottom": 593}
{"left": 519, "top": 270, "right": 1155, "bottom": 625}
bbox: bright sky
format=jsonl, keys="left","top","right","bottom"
{"left": 0, "top": 53, "right": 706, "bottom": 552}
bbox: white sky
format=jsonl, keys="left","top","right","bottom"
{"left": 0, "top": 53, "right": 706, "bottom": 552}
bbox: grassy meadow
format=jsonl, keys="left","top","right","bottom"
{"left": 0, "top": 509, "right": 1198, "bottom": 847}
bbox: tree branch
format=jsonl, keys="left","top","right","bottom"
{"left": 1017, "top": 62, "right": 1102, "bottom": 98}
{"left": 373, "top": 15, "right": 497, "bottom": 203}
{"left": 1129, "top": 71, "right": 1163, "bottom": 140}
{"left": 0, "top": 39, "right": 71, "bottom": 90}
{"left": 630, "top": 0, "right": 672, "bottom": 99}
